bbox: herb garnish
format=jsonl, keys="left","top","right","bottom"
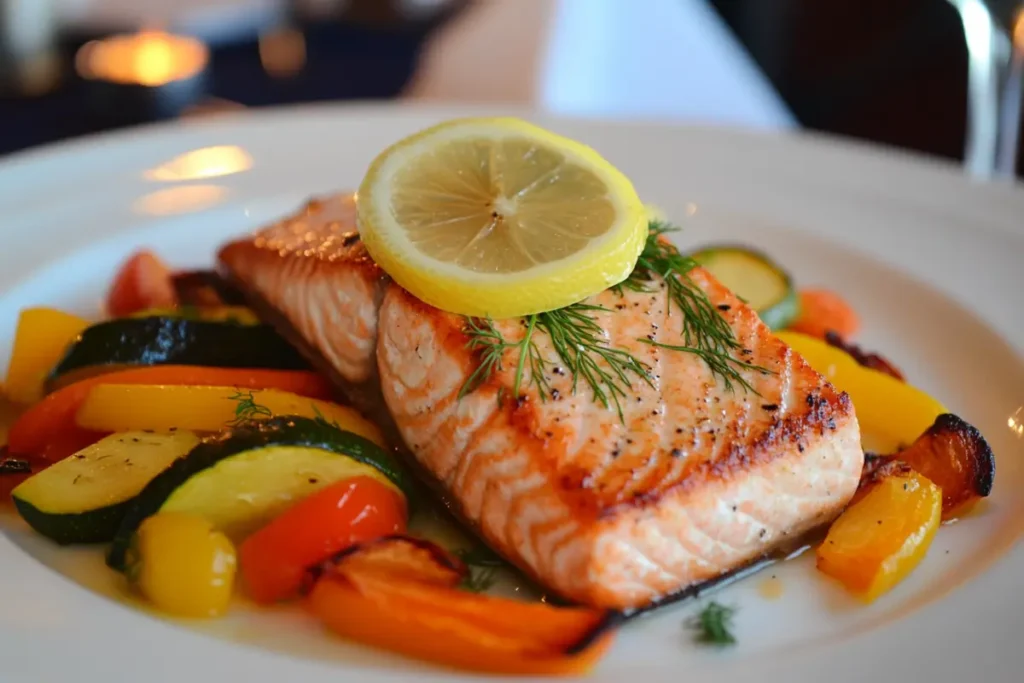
{"left": 311, "top": 404, "right": 343, "bottom": 431}
{"left": 228, "top": 392, "right": 347, "bottom": 435}
{"left": 454, "top": 546, "right": 504, "bottom": 593}
{"left": 455, "top": 545, "right": 505, "bottom": 567}
{"left": 459, "top": 221, "right": 763, "bottom": 412}
{"left": 621, "top": 221, "right": 762, "bottom": 393}
{"left": 460, "top": 304, "right": 654, "bottom": 419}
{"left": 687, "top": 601, "right": 737, "bottom": 646}
{"left": 228, "top": 390, "right": 272, "bottom": 426}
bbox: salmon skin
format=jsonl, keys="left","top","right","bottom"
{"left": 219, "top": 193, "right": 864, "bottom": 610}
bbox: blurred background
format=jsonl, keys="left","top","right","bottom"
{"left": 0, "top": 0, "right": 1022, "bottom": 179}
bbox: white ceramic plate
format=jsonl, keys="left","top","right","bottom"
{"left": 0, "top": 104, "right": 1021, "bottom": 683}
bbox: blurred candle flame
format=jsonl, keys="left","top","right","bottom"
{"left": 1014, "top": 9, "right": 1024, "bottom": 53}
{"left": 144, "top": 146, "right": 253, "bottom": 181}
{"left": 75, "top": 31, "right": 208, "bottom": 87}
{"left": 259, "top": 28, "right": 307, "bottom": 78}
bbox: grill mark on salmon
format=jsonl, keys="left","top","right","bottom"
{"left": 219, "top": 192, "right": 864, "bottom": 610}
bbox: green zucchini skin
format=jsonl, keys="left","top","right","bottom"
{"left": 690, "top": 244, "right": 799, "bottom": 331}
{"left": 107, "top": 416, "right": 413, "bottom": 571}
{"left": 14, "top": 498, "right": 128, "bottom": 545}
{"left": 46, "top": 317, "right": 310, "bottom": 390}
{"left": 11, "top": 431, "right": 200, "bottom": 545}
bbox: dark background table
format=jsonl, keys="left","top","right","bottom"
{"left": 0, "top": 0, "right": 994, "bottom": 174}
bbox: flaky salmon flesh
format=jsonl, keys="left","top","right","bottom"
{"left": 218, "top": 193, "right": 864, "bottom": 610}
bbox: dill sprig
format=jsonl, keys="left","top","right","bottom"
{"left": 228, "top": 390, "right": 272, "bottom": 426}
{"left": 455, "top": 546, "right": 502, "bottom": 593}
{"left": 621, "top": 221, "right": 762, "bottom": 393}
{"left": 460, "top": 305, "right": 653, "bottom": 419}
{"left": 536, "top": 305, "right": 653, "bottom": 418}
{"left": 460, "top": 565, "right": 499, "bottom": 593}
{"left": 311, "top": 404, "right": 343, "bottom": 432}
{"left": 686, "top": 601, "right": 737, "bottom": 646}
{"left": 454, "top": 545, "right": 505, "bottom": 567}
{"left": 458, "top": 220, "right": 763, "bottom": 412}
{"left": 458, "top": 316, "right": 550, "bottom": 401}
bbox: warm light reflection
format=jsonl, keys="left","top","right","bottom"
{"left": 1008, "top": 407, "right": 1023, "bottom": 437}
{"left": 1014, "top": 9, "right": 1024, "bottom": 52}
{"left": 259, "top": 28, "right": 307, "bottom": 78}
{"left": 144, "top": 146, "right": 253, "bottom": 181}
{"left": 75, "top": 31, "right": 208, "bottom": 87}
{"left": 133, "top": 185, "right": 228, "bottom": 216}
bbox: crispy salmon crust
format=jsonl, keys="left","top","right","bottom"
{"left": 219, "top": 193, "right": 864, "bottom": 609}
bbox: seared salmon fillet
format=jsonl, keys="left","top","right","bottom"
{"left": 219, "top": 193, "right": 864, "bottom": 610}
{"left": 218, "top": 195, "right": 391, "bottom": 421}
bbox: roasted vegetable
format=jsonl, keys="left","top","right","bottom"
{"left": 106, "top": 250, "right": 178, "bottom": 318}
{"left": 4, "top": 308, "right": 90, "bottom": 404}
{"left": 0, "top": 454, "right": 32, "bottom": 504}
{"left": 690, "top": 245, "right": 798, "bottom": 330}
{"left": 865, "top": 413, "right": 994, "bottom": 520}
{"left": 307, "top": 537, "right": 615, "bottom": 675}
{"left": 240, "top": 476, "right": 407, "bottom": 604}
{"left": 788, "top": 288, "right": 860, "bottom": 340}
{"left": 817, "top": 469, "right": 942, "bottom": 603}
{"left": 127, "top": 512, "right": 237, "bottom": 618}
{"left": 75, "top": 385, "right": 381, "bottom": 445}
{"left": 108, "top": 416, "right": 412, "bottom": 570}
{"left": 824, "top": 331, "right": 904, "bottom": 381}
{"left": 32, "top": 426, "right": 107, "bottom": 466}
{"left": 6, "top": 367, "right": 333, "bottom": 459}
{"left": 12, "top": 431, "right": 200, "bottom": 544}
{"left": 316, "top": 536, "right": 469, "bottom": 588}
{"left": 777, "top": 331, "right": 944, "bottom": 448}
{"left": 46, "top": 317, "right": 310, "bottom": 391}
{"left": 171, "top": 270, "right": 248, "bottom": 307}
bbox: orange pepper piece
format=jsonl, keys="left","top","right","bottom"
{"left": 309, "top": 576, "right": 614, "bottom": 675}
{"left": 817, "top": 469, "right": 942, "bottom": 603}
{"left": 307, "top": 539, "right": 615, "bottom": 675}
{"left": 788, "top": 288, "right": 860, "bottom": 340}
{"left": 240, "top": 477, "right": 407, "bottom": 604}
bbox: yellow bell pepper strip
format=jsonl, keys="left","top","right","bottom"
{"left": 776, "top": 331, "right": 946, "bottom": 448}
{"left": 74, "top": 385, "right": 385, "bottom": 446}
{"left": 4, "top": 308, "right": 90, "bottom": 404}
{"left": 127, "top": 512, "right": 237, "bottom": 618}
{"left": 816, "top": 468, "right": 942, "bottom": 603}
{"left": 7, "top": 367, "right": 334, "bottom": 460}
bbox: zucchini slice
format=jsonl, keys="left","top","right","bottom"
{"left": 47, "top": 317, "right": 310, "bottom": 391}
{"left": 12, "top": 431, "right": 200, "bottom": 545}
{"left": 108, "top": 416, "right": 412, "bottom": 570}
{"left": 691, "top": 245, "right": 799, "bottom": 330}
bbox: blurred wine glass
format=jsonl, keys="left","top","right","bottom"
{"left": 947, "top": 0, "right": 1024, "bottom": 180}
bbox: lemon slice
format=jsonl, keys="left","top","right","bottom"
{"left": 356, "top": 117, "right": 647, "bottom": 319}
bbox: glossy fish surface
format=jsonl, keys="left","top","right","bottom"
{"left": 219, "top": 193, "right": 864, "bottom": 609}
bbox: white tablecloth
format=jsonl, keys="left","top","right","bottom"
{"left": 539, "top": 0, "right": 795, "bottom": 129}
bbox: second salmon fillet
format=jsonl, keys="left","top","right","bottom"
{"left": 219, "top": 193, "right": 864, "bottom": 610}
